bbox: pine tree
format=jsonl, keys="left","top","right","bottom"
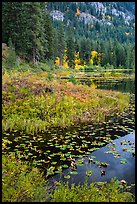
{"left": 2, "top": 2, "right": 48, "bottom": 64}
{"left": 43, "top": 11, "right": 54, "bottom": 60}
{"left": 24, "top": 2, "right": 46, "bottom": 64}
{"left": 57, "top": 23, "right": 66, "bottom": 67}
{"left": 66, "top": 31, "right": 75, "bottom": 68}
{"left": 7, "top": 38, "right": 16, "bottom": 68}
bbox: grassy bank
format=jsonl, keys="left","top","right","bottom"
{"left": 2, "top": 153, "right": 135, "bottom": 202}
{"left": 2, "top": 70, "right": 130, "bottom": 134}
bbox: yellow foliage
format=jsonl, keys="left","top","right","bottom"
{"left": 91, "top": 82, "right": 97, "bottom": 90}
{"left": 91, "top": 50, "right": 98, "bottom": 59}
{"left": 74, "top": 52, "right": 82, "bottom": 68}
{"left": 89, "top": 59, "right": 93, "bottom": 65}
{"left": 63, "top": 61, "right": 69, "bottom": 68}
{"left": 75, "top": 58, "right": 81, "bottom": 64}
{"left": 75, "top": 64, "right": 83, "bottom": 69}
{"left": 97, "top": 53, "right": 102, "bottom": 64}
{"left": 55, "top": 57, "right": 60, "bottom": 66}
{"left": 75, "top": 52, "right": 79, "bottom": 58}
{"left": 63, "top": 54, "right": 69, "bottom": 68}
{"left": 107, "top": 15, "right": 111, "bottom": 20}
{"left": 75, "top": 8, "right": 80, "bottom": 16}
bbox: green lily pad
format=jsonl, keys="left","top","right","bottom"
{"left": 77, "top": 155, "right": 83, "bottom": 158}
{"left": 76, "top": 162, "right": 84, "bottom": 166}
{"left": 93, "top": 160, "right": 100, "bottom": 165}
{"left": 120, "top": 160, "right": 127, "bottom": 164}
{"left": 70, "top": 171, "right": 78, "bottom": 175}
{"left": 65, "top": 153, "right": 71, "bottom": 157}
{"left": 63, "top": 164, "right": 69, "bottom": 168}
{"left": 90, "top": 156, "right": 96, "bottom": 159}
{"left": 28, "top": 152, "right": 33, "bottom": 156}
{"left": 60, "top": 147, "right": 66, "bottom": 150}
{"left": 64, "top": 175, "right": 70, "bottom": 179}
{"left": 51, "top": 161, "right": 57, "bottom": 165}
{"left": 60, "top": 157, "right": 66, "bottom": 161}
{"left": 20, "top": 144, "right": 25, "bottom": 147}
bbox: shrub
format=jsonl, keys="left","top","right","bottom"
{"left": 2, "top": 153, "right": 49, "bottom": 202}
{"left": 50, "top": 178, "right": 135, "bottom": 202}
{"left": 68, "top": 75, "right": 78, "bottom": 85}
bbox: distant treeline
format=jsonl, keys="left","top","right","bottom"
{"left": 2, "top": 2, "right": 135, "bottom": 69}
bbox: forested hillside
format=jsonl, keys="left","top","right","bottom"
{"left": 2, "top": 2, "right": 135, "bottom": 70}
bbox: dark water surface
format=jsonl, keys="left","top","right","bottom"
{"left": 50, "top": 132, "right": 135, "bottom": 186}
{"left": 95, "top": 79, "right": 135, "bottom": 94}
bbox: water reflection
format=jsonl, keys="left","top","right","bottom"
{"left": 96, "top": 79, "right": 135, "bottom": 93}
{"left": 51, "top": 132, "right": 135, "bottom": 189}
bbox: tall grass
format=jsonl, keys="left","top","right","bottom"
{"left": 2, "top": 88, "right": 130, "bottom": 134}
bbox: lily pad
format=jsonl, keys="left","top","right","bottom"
{"left": 76, "top": 162, "right": 84, "bottom": 166}
{"left": 28, "top": 152, "right": 33, "bottom": 156}
{"left": 51, "top": 161, "right": 57, "bottom": 165}
{"left": 120, "top": 160, "right": 127, "bottom": 164}
{"left": 60, "top": 157, "right": 66, "bottom": 161}
{"left": 60, "top": 147, "right": 66, "bottom": 150}
{"left": 70, "top": 171, "right": 78, "bottom": 175}
{"left": 63, "top": 164, "right": 69, "bottom": 168}
{"left": 64, "top": 175, "right": 70, "bottom": 179}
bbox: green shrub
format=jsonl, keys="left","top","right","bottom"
{"left": 68, "top": 75, "right": 78, "bottom": 85}
{"left": 50, "top": 178, "right": 135, "bottom": 202}
{"left": 2, "top": 153, "right": 49, "bottom": 202}
{"left": 47, "top": 73, "right": 54, "bottom": 81}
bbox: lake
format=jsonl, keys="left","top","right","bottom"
{"left": 95, "top": 78, "right": 135, "bottom": 94}
{"left": 50, "top": 132, "right": 135, "bottom": 188}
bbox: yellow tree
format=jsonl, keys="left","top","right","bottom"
{"left": 63, "top": 48, "right": 69, "bottom": 68}
{"left": 55, "top": 57, "right": 60, "bottom": 66}
{"left": 74, "top": 51, "right": 82, "bottom": 69}
{"left": 91, "top": 50, "right": 101, "bottom": 65}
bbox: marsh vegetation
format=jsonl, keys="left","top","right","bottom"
{"left": 2, "top": 67, "right": 135, "bottom": 202}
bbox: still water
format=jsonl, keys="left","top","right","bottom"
{"left": 95, "top": 79, "right": 135, "bottom": 93}
{"left": 50, "top": 132, "right": 135, "bottom": 187}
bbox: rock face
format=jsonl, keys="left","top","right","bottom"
{"left": 49, "top": 2, "right": 134, "bottom": 26}
{"left": 91, "top": 2, "right": 106, "bottom": 14}
{"left": 79, "top": 12, "right": 96, "bottom": 25}
{"left": 50, "top": 10, "right": 64, "bottom": 21}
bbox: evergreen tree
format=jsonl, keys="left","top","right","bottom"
{"left": 2, "top": 2, "right": 47, "bottom": 64}
{"left": 24, "top": 2, "right": 46, "bottom": 64}
{"left": 57, "top": 23, "right": 66, "bottom": 67}
{"left": 66, "top": 31, "right": 75, "bottom": 68}
{"left": 52, "top": 28, "right": 59, "bottom": 61}
{"left": 43, "top": 12, "right": 54, "bottom": 60}
{"left": 7, "top": 38, "right": 16, "bottom": 68}
{"left": 79, "top": 38, "right": 91, "bottom": 65}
